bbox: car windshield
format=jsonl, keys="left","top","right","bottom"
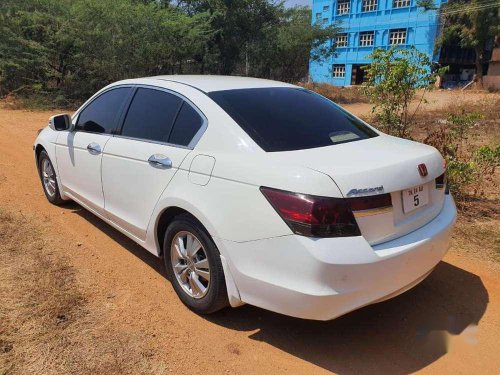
{"left": 209, "top": 87, "right": 378, "bottom": 152}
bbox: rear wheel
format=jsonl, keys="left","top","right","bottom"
{"left": 38, "top": 150, "right": 65, "bottom": 205}
{"left": 163, "top": 214, "right": 228, "bottom": 314}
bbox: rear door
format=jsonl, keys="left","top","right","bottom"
{"left": 56, "top": 87, "right": 131, "bottom": 214}
{"left": 101, "top": 86, "right": 206, "bottom": 240}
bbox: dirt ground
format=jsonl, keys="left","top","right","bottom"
{"left": 343, "top": 88, "right": 498, "bottom": 118}
{"left": 1, "top": 91, "right": 499, "bottom": 374}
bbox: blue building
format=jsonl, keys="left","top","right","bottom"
{"left": 310, "top": 0, "right": 446, "bottom": 86}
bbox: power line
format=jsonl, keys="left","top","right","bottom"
{"left": 438, "top": 2, "right": 500, "bottom": 16}
{"left": 329, "top": 2, "right": 500, "bottom": 30}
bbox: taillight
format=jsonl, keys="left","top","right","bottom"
{"left": 435, "top": 172, "right": 446, "bottom": 190}
{"left": 261, "top": 187, "right": 391, "bottom": 238}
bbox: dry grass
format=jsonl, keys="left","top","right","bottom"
{"left": 0, "top": 93, "right": 76, "bottom": 111}
{"left": 414, "top": 98, "right": 500, "bottom": 202}
{"left": 297, "top": 82, "right": 369, "bottom": 104}
{"left": 452, "top": 219, "right": 500, "bottom": 263}
{"left": 0, "top": 209, "right": 167, "bottom": 375}
{"left": 412, "top": 96, "right": 500, "bottom": 143}
{"left": 410, "top": 98, "right": 500, "bottom": 264}
{"left": 360, "top": 94, "right": 500, "bottom": 264}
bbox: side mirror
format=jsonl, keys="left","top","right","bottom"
{"left": 48, "top": 114, "right": 72, "bottom": 131}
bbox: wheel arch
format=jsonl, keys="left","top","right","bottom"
{"left": 34, "top": 133, "right": 70, "bottom": 201}
{"left": 34, "top": 144, "right": 46, "bottom": 175}
{"left": 153, "top": 204, "right": 217, "bottom": 257}
{"left": 152, "top": 203, "right": 243, "bottom": 307}
{"left": 35, "top": 143, "right": 46, "bottom": 160}
{"left": 156, "top": 206, "right": 192, "bottom": 256}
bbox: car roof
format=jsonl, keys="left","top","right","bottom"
{"left": 118, "top": 75, "right": 297, "bottom": 93}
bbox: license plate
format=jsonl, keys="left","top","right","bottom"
{"left": 402, "top": 184, "right": 429, "bottom": 213}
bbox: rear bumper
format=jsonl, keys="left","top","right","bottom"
{"left": 217, "top": 194, "right": 457, "bottom": 320}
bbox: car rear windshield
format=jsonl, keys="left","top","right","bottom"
{"left": 208, "top": 87, "right": 378, "bottom": 152}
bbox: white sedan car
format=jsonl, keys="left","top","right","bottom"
{"left": 34, "top": 76, "right": 456, "bottom": 320}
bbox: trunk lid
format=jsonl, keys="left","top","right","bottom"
{"left": 269, "top": 135, "right": 446, "bottom": 245}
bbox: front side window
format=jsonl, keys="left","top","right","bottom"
{"left": 121, "top": 88, "right": 182, "bottom": 143}
{"left": 209, "top": 88, "right": 378, "bottom": 152}
{"left": 362, "top": 0, "right": 378, "bottom": 12}
{"left": 322, "top": 18, "right": 329, "bottom": 24}
{"left": 336, "top": 33, "right": 348, "bottom": 47}
{"left": 76, "top": 87, "right": 131, "bottom": 134}
{"left": 337, "top": 1, "right": 350, "bottom": 15}
{"left": 359, "top": 31, "right": 375, "bottom": 46}
{"left": 389, "top": 29, "right": 407, "bottom": 45}
{"left": 323, "top": 5, "right": 330, "bottom": 12}
{"left": 315, "top": 12, "right": 321, "bottom": 19}
{"left": 333, "top": 64, "right": 346, "bottom": 78}
{"left": 393, "top": 0, "right": 410, "bottom": 7}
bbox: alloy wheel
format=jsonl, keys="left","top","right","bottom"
{"left": 42, "top": 158, "right": 57, "bottom": 197}
{"left": 170, "top": 231, "right": 211, "bottom": 299}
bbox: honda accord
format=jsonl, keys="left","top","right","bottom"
{"left": 34, "top": 76, "right": 456, "bottom": 320}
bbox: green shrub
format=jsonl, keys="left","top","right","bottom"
{"left": 362, "top": 46, "right": 443, "bottom": 138}
{"left": 474, "top": 145, "right": 500, "bottom": 166}
{"left": 423, "top": 109, "right": 495, "bottom": 199}
{"left": 446, "top": 160, "right": 477, "bottom": 195}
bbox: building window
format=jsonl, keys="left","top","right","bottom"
{"left": 323, "top": 5, "right": 330, "bottom": 12}
{"left": 336, "top": 33, "right": 348, "bottom": 47}
{"left": 362, "top": 0, "right": 378, "bottom": 12}
{"left": 359, "top": 31, "right": 375, "bottom": 46}
{"left": 337, "top": 1, "right": 350, "bottom": 15}
{"left": 393, "top": 0, "right": 410, "bottom": 7}
{"left": 333, "top": 65, "right": 346, "bottom": 78}
{"left": 315, "top": 12, "right": 321, "bottom": 19}
{"left": 389, "top": 29, "right": 407, "bottom": 45}
{"left": 322, "top": 18, "right": 329, "bottom": 24}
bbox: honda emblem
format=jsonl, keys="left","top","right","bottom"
{"left": 418, "top": 163, "right": 428, "bottom": 177}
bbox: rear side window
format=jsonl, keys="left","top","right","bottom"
{"left": 121, "top": 88, "right": 182, "bottom": 143}
{"left": 209, "top": 87, "right": 378, "bottom": 152}
{"left": 76, "top": 87, "right": 131, "bottom": 134}
{"left": 169, "top": 102, "right": 204, "bottom": 147}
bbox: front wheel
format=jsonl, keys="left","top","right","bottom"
{"left": 163, "top": 214, "right": 228, "bottom": 314}
{"left": 37, "top": 150, "right": 65, "bottom": 205}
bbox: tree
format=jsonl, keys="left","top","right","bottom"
{"left": 362, "top": 46, "right": 441, "bottom": 138}
{"left": 1, "top": 0, "right": 341, "bottom": 103}
{"left": 176, "top": 0, "right": 283, "bottom": 75}
{"left": 249, "top": 6, "right": 341, "bottom": 82}
{"left": 0, "top": 0, "right": 74, "bottom": 97}
{"left": 0, "top": 0, "right": 212, "bottom": 101}
{"left": 418, "top": 0, "right": 500, "bottom": 87}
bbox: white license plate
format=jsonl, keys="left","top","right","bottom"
{"left": 402, "top": 184, "right": 429, "bottom": 213}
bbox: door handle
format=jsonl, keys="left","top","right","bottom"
{"left": 148, "top": 154, "right": 172, "bottom": 169}
{"left": 87, "top": 142, "right": 101, "bottom": 155}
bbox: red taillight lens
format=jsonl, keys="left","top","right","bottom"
{"left": 260, "top": 187, "right": 361, "bottom": 237}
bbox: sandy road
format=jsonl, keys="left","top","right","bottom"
{"left": 0, "top": 104, "right": 499, "bottom": 374}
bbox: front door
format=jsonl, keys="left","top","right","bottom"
{"left": 351, "top": 64, "right": 368, "bottom": 85}
{"left": 55, "top": 87, "right": 132, "bottom": 214}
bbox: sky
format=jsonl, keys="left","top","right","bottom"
{"left": 285, "top": 0, "right": 312, "bottom": 7}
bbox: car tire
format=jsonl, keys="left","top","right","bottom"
{"left": 164, "top": 213, "right": 229, "bottom": 314}
{"left": 38, "top": 150, "right": 65, "bottom": 206}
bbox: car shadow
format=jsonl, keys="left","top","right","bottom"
{"left": 67, "top": 202, "right": 166, "bottom": 276}
{"left": 206, "top": 261, "right": 488, "bottom": 374}
{"left": 67, "top": 202, "right": 489, "bottom": 375}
